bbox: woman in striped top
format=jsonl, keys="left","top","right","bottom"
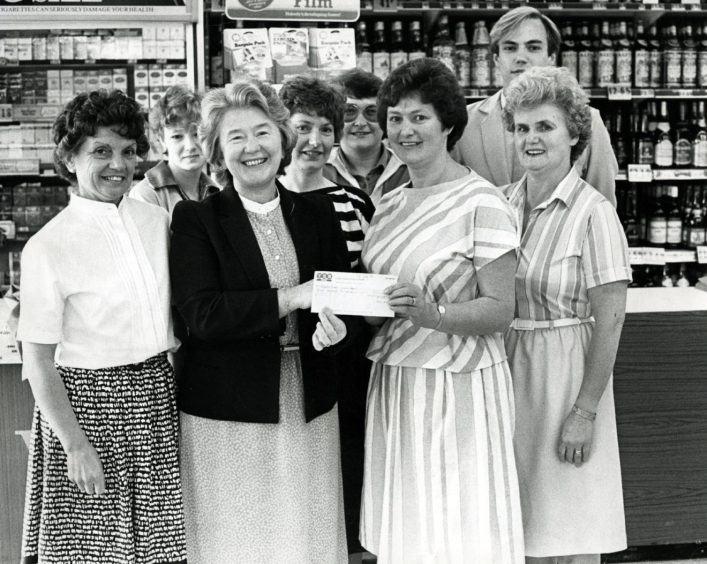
{"left": 360, "top": 58, "right": 524, "bottom": 563}
{"left": 501, "top": 66, "right": 631, "bottom": 563}
{"left": 278, "top": 75, "right": 376, "bottom": 557}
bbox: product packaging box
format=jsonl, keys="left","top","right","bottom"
{"left": 73, "top": 35, "right": 87, "bottom": 60}
{"left": 142, "top": 40, "right": 158, "bottom": 60}
{"left": 59, "top": 69, "right": 74, "bottom": 93}
{"left": 97, "top": 70, "right": 112, "bottom": 91}
{"left": 86, "top": 70, "right": 100, "bottom": 91}
{"left": 134, "top": 64, "right": 149, "bottom": 89}
{"left": 224, "top": 28, "right": 273, "bottom": 83}
{"left": 59, "top": 35, "right": 74, "bottom": 61}
{"left": 174, "top": 65, "right": 189, "bottom": 86}
{"left": 148, "top": 64, "right": 163, "bottom": 88}
{"left": 134, "top": 87, "right": 149, "bottom": 110}
{"left": 308, "top": 27, "right": 356, "bottom": 80}
{"left": 31, "top": 36, "right": 46, "bottom": 61}
{"left": 73, "top": 70, "right": 88, "bottom": 93}
{"left": 149, "top": 87, "right": 165, "bottom": 109}
{"left": 268, "top": 28, "right": 309, "bottom": 84}
{"left": 45, "top": 33, "right": 60, "bottom": 61}
{"left": 163, "top": 65, "right": 178, "bottom": 88}
{"left": 17, "top": 36, "right": 32, "bottom": 61}
{"left": 46, "top": 69, "right": 60, "bottom": 91}
{"left": 112, "top": 68, "right": 128, "bottom": 92}
{"left": 86, "top": 34, "right": 101, "bottom": 61}
{"left": 127, "top": 32, "right": 143, "bottom": 60}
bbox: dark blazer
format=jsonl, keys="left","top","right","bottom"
{"left": 169, "top": 182, "right": 357, "bottom": 423}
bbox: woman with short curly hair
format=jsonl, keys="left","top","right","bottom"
{"left": 18, "top": 89, "right": 186, "bottom": 563}
{"left": 502, "top": 66, "right": 630, "bottom": 563}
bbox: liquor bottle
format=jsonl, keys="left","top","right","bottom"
{"left": 612, "top": 112, "right": 629, "bottom": 168}
{"left": 615, "top": 20, "right": 632, "bottom": 86}
{"left": 665, "top": 185, "right": 683, "bottom": 248}
{"left": 687, "top": 188, "right": 706, "bottom": 247}
{"left": 623, "top": 185, "right": 641, "bottom": 246}
{"left": 355, "top": 21, "right": 373, "bottom": 73}
{"left": 408, "top": 21, "right": 426, "bottom": 61}
{"left": 389, "top": 20, "right": 408, "bottom": 70}
{"left": 673, "top": 102, "right": 693, "bottom": 167}
{"left": 454, "top": 21, "right": 471, "bottom": 88}
{"left": 595, "top": 22, "right": 614, "bottom": 87}
{"left": 648, "top": 24, "right": 663, "bottom": 88}
{"left": 653, "top": 101, "right": 673, "bottom": 167}
{"left": 560, "top": 23, "right": 578, "bottom": 81}
{"left": 692, "top": 100, "right": 707, "bottom": 167}
{"left": 698, "top": 23, "right": 707, "bottom": 88}
{"left": 372, "top": 21, "right": 390, "bottom": 80}
{"left": 660, "top": 265, "right": 674, "bottom": 287}
{"left": 633, "top": 21, "right": 650, "bottom": 88}
{"left": 471, "top": 21, "right": 491, "bottom": 88}
{"left": 432, "top": 14, "right": 455, "bottom": 74}
{"left": 663, "top": 24, "right": 682, "bottom": 88}
{"left": 636, "top": 110, "right": 655, "bottom": 165}
{"left": 676, "top": 264, "right": 690, "bottom": 287}
{"left": 648, "top": 187, "right": 668, "bottom": 246}
{"left": 680, "top": 24, "right": 698, "bottom": 88}
{"left": 682, "top": 185, "right": 694, "bottom": 247}
{"left": 577, "top": 22, "right": 594, "bottom": 89}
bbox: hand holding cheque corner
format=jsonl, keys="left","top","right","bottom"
{"left": 311, "top": 271, "right": 398, "bottom": 318}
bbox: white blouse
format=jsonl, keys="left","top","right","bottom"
{"left": 17, "top": 194, "right": 178, "bottom": 369}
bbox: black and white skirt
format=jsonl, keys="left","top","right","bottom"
{"left": 21, "top": 353, "right": 187, "bottom": 564}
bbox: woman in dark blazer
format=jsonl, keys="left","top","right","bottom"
{"left": 169, "top": 80, "right": 356, "bottom": 564}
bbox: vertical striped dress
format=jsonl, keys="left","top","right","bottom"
{"left": 360, "top": 173, "right": 524, "bottom": 564}
{"left": 503, "top": 168, "right": 631, "bottom": 557}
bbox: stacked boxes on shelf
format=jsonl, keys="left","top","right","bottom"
{"left": 0, "top": 181, "right": 68, "bottom": 241}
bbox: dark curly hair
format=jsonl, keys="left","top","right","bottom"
{"left": 331, "top": 67, "right": 382, "bottom": 100}
{"left": 279, "top": 75, "right": 346, "bottom": 142}
{"left": 501, "top": 66, "right": 592, "bottom": 164}
{"left": 53, "top": 89, "right": 149, "bottom": 183}
{"left": 377, "top": 58, "right": 467, "bottom": 151}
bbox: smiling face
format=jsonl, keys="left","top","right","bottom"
{"left": 162, "top": 121, "right": 206, "bottom": 173}
{"left": 494, "top": 18, "right": 555, "bottom": 88}
{"left": 290, "top": 111, "right": 336, "bottom": 175}
{"left": 386, "top": 94, "right": 451, "bottom": 169}
{"left": 512, "top": 102, "right": 577, "bottom": 176}
{"left": 66, "top": 126, "right": 137, "bottom": 203}
{"left": 340, "top": 96, "right": 383, "bottom": 154}
{"left": 219, "top": 107, "right": 282, "bottom": 198}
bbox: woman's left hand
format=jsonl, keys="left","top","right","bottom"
{"left": 386, "top": 283, "right": 436, "bottom": 327}
{"left": 312, "top": 307, "right": 347, "bottom": 351}
{"left": 557, "top": 410, "right": 595, "bottom": 468}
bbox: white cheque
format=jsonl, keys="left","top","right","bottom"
{"left": 311, "top": 271, "right": 397, "bottom": 317}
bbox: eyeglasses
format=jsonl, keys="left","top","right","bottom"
{"left": 344, "top": 104, "right": 378, "bottom": 123}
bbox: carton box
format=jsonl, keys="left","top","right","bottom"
{"left": 170, "top": 24, "right": 185, "bottom": 41}
{"left": 86, "top": 70, "right": 100, "bottom": 91}
{"left": 224, "top": 28, "right": 273, "bottom": 82}
{"left": 59, "top": 35, "right": 74, "bottom": 60}
{"left": 86, "top": 34, "right": 101, "bottom": 61}
{"left": 112, "top": 68, "right": 128, "bottom": 92}
{"left": 142, "top": 25, "right": 157, "bottom": 41}
{"left": 149, "top": 87, "right": 165, "bottom": 109}
{"left": 98, "top": 70, "right": 112, "bottom": 91}
{"left": 47, "top": 69, "right": 61, "bottom": 91}
{"left": 47, "top": 91, "right": 62, "bottom": 105}
{"left": 134, "top": 87, "right": 149, "bottom": 110}
{"left": 169, "top": 40, "right": 185, "bottom": 60}
{"left": 156, "top": 26, "right": 171, "bottom": 42}
{"left": 142, "top": 40, "right": 158, "bottom": 60}
{"left": 174, "top": 65, "right": 190, "bottom": 86}
{"left": 127, "top": 33, "right": 143, "bottom": 60}
{"left": 46, "top": 33, "right": 60, "bottom": 61}
{"left": 59, "top": 69, "right": 74, "bottom": 93}
{"left": 163, "top": 65, "right": 177, "bottom": 88}
{"left": 17, "top": 36, "right": 32, "bottom": 61}
{"left": 134, "top": 65, "right": 149, "bottom": 89}
{"left": 3, "top": 36, "right": 18, "bottom": 62}
{"left": 32, "top": 36, "right": 46, "bottom": 61}
{"left": 269, "top": 28, "right": 309, "bottom": 84}
{"left": 148, "top": 64, "right": 163, "bottom": 88}
{"left": 308, "top": 27, "right": 356, "bottom": 80}
{"left": 156, "top": 41, "right": 172, "bottom": 61}
{"left": 73, "top": 70, "right": 88, "bottom": 94}
{"left": 73, "top": 35, "right": 87, "bottom": 60}
{"left": 0, "top": 38, "right": 4, "bottom": 60}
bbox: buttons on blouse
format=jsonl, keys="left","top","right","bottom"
{"left": 267, "top": 229, "right": 273, "bottom": 235}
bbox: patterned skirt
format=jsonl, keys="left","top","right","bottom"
{"left": 360, "top": 361, "right": 525, "bottom": 564}
{"left": 21, "top": 353, "right": 187, "bottom": 564}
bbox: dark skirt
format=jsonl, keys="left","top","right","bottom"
{"left": 21, "top": 353, "right": 187, "bottom": 564}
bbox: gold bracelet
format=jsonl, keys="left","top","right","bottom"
{"left": 433, "top": 304, "right": 445, "bottom": 330}
{"left": 572, "top": 404, "right": 596, "bottom": 421}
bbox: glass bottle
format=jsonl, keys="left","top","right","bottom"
{"left": 665, "top": 185, "right": 683, "bottom": 248}
{"left": 471, "top": 20, "right": 491, "bottom": 88}
{"left": 432, "top": 14, "right": 455, "bottom": 74}
{"left": 408, "top": 21, "right": 426, "bottom": 61}
{"left": 454, "top": 21, "right": 471, "bottom": 88}
{"left": 389, "top": 20, "right": 407, "bottom": 70}
{"left": 673, "top": 102, "right": 693, "bottom": 167}
{"left": 648, "top": 24, "right": 663, "bottom": 88}
{"left": 681, "top": 23, "right": 698, "bottom": 88}
{"left": 372, "top": 20, "right": 390, "bottom": 80}
{"left": 355, "top": 21, "right": 373, "bottom": 73}
{"left": 560, "top": 23, "right": 578, "bottom": 81}
{"left": 577, "top": 22, "right": 594, "bottom": 89}
{"left": 653, "top": 101, "right": 673, "bottom": 167}
{"left": 663, "top": 24, "right": 682, "bottom": 88}
{"left": 615, "top": 20, "right": 632, "bottom": 86}
{"left": 634, "top": 21, "right": 650, "bottom": 88}
{"left": 692, "top": 100, "right": 707, "bottom": 167}
{"left": 648, "top": 186, "right": 668, "bottom": 246}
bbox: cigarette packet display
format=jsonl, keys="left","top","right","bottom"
{"left": 224, "top": 28, "right": 273, "bottom": 83}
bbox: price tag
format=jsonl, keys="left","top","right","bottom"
{"left": 690, "top": 169, "right": 707, "bottom": 179}
{"left": 676, "top": 89, "right": 694, "bottom": 97}
{"left": 644, "top": 247, "right": 666, "bottom": 265}
{"left": 642, "top": 0, "right": 659, "bottom": 4}
{"left": 0, "top": 158, "right": 40, "bottom": 175}
{"left": 627, "top": 164, "right": 653, "bottom": 182}
{"left": 592, "top": 2, "right": 607, "bottom": 8}
{"left": 697, "top": 246, "right": 707, "bottom": 264}
{"left": 652, "top": 168, "right": 677, "bottom": 180}
{"left": 682, "top": 0, "right": 700, "bottom": 4}
{"left": 628, "top": 247, "right": 647, "bottom": 265}
{"left": 607, "top": 85, "right": 632, "bottom": 100}
{"left": 637, "top": 88, "right": 655, "bottom": 98}
{"left": 665, "top": 249, "right": 697, "bottom": 263}
{"left": 672, "top": 3, "right": 686, "bottom": 9}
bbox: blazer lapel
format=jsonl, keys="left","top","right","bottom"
{"left": 218, "top": 186, "right": 271, "bottom": 289}
{"left": 279, "top": 185, "right": 318, "bottom": 284}
{"left": 480, "top": 92, "right": 513, "bottom": 186}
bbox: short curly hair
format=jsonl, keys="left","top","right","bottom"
{"left": 148, "top": 84, "right": 202, "bottom": 139}
{"left": 279, "top": 75, "right": 346, "bottom": 142}
{"left": 377, "top": 58, "right": 467, "bottom": 152}
{"left": 501, "top": 66, "right": 591, "bottom": 164}
{"left": 53, "top": 89, "right": 149, "bottom": 183}
{"left": 331, "top": 67, "right": 382, "bottom": 100}
{"left": 200, "top": 80, "right": 296, "bottom": 188}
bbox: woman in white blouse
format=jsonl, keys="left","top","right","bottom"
{"left": 17, "top": 90, "right": 186, "bottom": 564}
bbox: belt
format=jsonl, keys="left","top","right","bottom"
{"left": 510, "top": 317, "right": 594, "bottom": 331}
{"left": 280, "top": 344, "right": 300, "bottom": 352}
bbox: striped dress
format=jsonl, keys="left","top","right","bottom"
{"left": 360, "top": 173, "right": 524, "bottom": 564}
{"left": 504, "top": 168, "right": 631, "bottom": 557}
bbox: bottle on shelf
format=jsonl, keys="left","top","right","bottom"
{"left": 676, "top": 264, "right": 690, "bottom": 287}
{"left": 682, "top": 185, "right": 694, "bottom": 247}
{"left": 660, "top": 265, "right": 675, "bottom": 287}
{"left": 372, "top": 20, "right": 390, "bottom": 81}
{"left": 686, "top": 187, "right": 706, "bottom": 248}
{"left": 673, "top": 102, "right": 693, "bottom": 167}
{"left": 595, "top": 21, "right": 615, "bottom": 88}
{"left": 653, "top": 101, "right": 673, "bottom": 168}
{"left": 408, "top": 20, "right": 426, "bottom": 61}
{"left": 432, "top": 14, "right": 455, "bottom": 74}
{"left": 615, "top": 20, "right": 632, "bottom": 86}
{"left": 454, "top": 21, "right": 471, "bottom": 89}
{"left": 665, "top": 185, "right": 683, "bottom": 249}
{"left": 692, "top": 101, "right": 707, "bottom": 167}
{"left": 560, "top": 23, "right": 578, "bottom": 82}
{"left": 633, "top": 21, "right": 650, "bottom": 88}
{"left": 355, "top": 21, "right": 373, "bottom": 73}
{"left": 698, "top": 23, "right": 707, "bottom": 89}
{"left": 577, "top": 22, "right": 594, "bottom": 89}
{"left": 636, "top": 108, "right": 655, "bottom": 165}
{"left": 648, "top": 24, "right": 662, "bottom": 89}
{"left": 612, "top": 112, "right": 629, "bottom": 169}
{"left": 680, "top": 23, "right": 697, "bottom": 88}
{"left": 389, "top": 20, "right": 408, "bottom": 70}
{"left": 647, "top": 186, "right": 668, "bottom": 247}
{"left": 663, "top": 24, "right": 682, "bottom": 89}
{"left": 622, "top": 185, "right": 641, "bottom": 246}
{"left": 471, "top": 20, "right": 491, "bottom": 89}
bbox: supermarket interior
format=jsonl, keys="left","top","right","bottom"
{"left": 2, "top": 0, "right": 707, "bottom": 562}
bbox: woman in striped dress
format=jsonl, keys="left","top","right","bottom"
{"left": 501, "top": 67, "right": 630, "bottom": 563}
{"left": 360, "top": 58, "right": 524, "bottom": 563}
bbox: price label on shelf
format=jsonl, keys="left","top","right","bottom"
{"left": 665, "top": 249, "right": 697, "bottom": 263}
{"left": 644, "top": 247, "right": 666, "bottom": 265}
{"left": 636, "top": 89, "right": 655, "bottom": 98}
{"left": 642, "top": 0, "right": 658, "bottom": 4}
{"left": 627, "top": 164, "right": 653, "bottom": 182}
{"left": 672, "top": 3, "right": 686, "bottom": 9}
{"left": 607, "top": 85, "right": 632, "bottom": 100}
{"left": 697, "top": 246, "right": 707, "bottom": 264}
{"left": 676, "top": 89, "right": 694, "bottom": 97}
{"left": 682, "top": 0, "right": 700, "bottom": 4}
{"left": 592, "top": 2, "right": 607, "bottom": 8}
